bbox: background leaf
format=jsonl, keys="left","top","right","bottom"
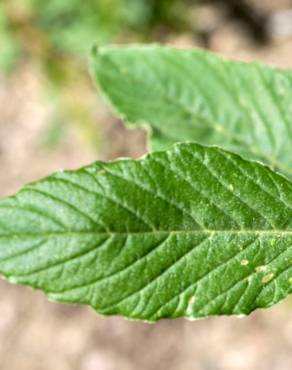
{"left": 93, "top": 45, "right": 292, "bottom": 178}
{"left": 0, "top": 143, "right": 292, "bottom": 321}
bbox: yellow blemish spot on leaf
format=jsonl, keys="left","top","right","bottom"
{"left": 187, "top": 296, "right": 196, "bottom": 316}
{"left": 255, "top": 265, "right": 267, "bottom": 273}
{"left": 240, "top": 259, "right": 249, "bottom": 266}
{"left": 262, "top": 273, "right": 274, "bottom": 284}
{"left": 188, "top": 296, "right": 196, "bottom": 305}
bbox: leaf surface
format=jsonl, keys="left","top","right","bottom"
{"left": 93, "top": 45, "right": 292, "bottom": 178}
{"left": 0, "top": 143, "right": 292, "bottom": 321}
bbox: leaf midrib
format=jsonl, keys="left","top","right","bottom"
{"left": 1, "top": 229, "right": 292, "bottom": 238}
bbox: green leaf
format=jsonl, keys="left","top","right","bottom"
{"left": 92, "top": 45, "right": 292, "bottom": 178}
{"left": 0, "top": 143, "right": 292, "bottom": 321}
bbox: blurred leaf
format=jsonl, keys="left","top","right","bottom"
{"left": 93, "top": 45, "right": 292, "bottom": 179}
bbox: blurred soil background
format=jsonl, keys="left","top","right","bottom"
{"left": 0, "top": 1, "right": 292, "bottom": 369}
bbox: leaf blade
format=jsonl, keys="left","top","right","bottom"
{"left": 0, "top": 143, "right": 292, "bottom": 321}
{"left": 92, "top": 45, "right": 292, "bottom": 178}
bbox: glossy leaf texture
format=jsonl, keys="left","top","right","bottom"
{"left": 0, "top": 143, "right": 292, "bottom": 321}
{"left": 93, "top": 45, "right": 292, "bottom": 178}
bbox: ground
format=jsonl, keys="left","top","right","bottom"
{"left": 0, "top": 4, "right": 292, "bottom": 369}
